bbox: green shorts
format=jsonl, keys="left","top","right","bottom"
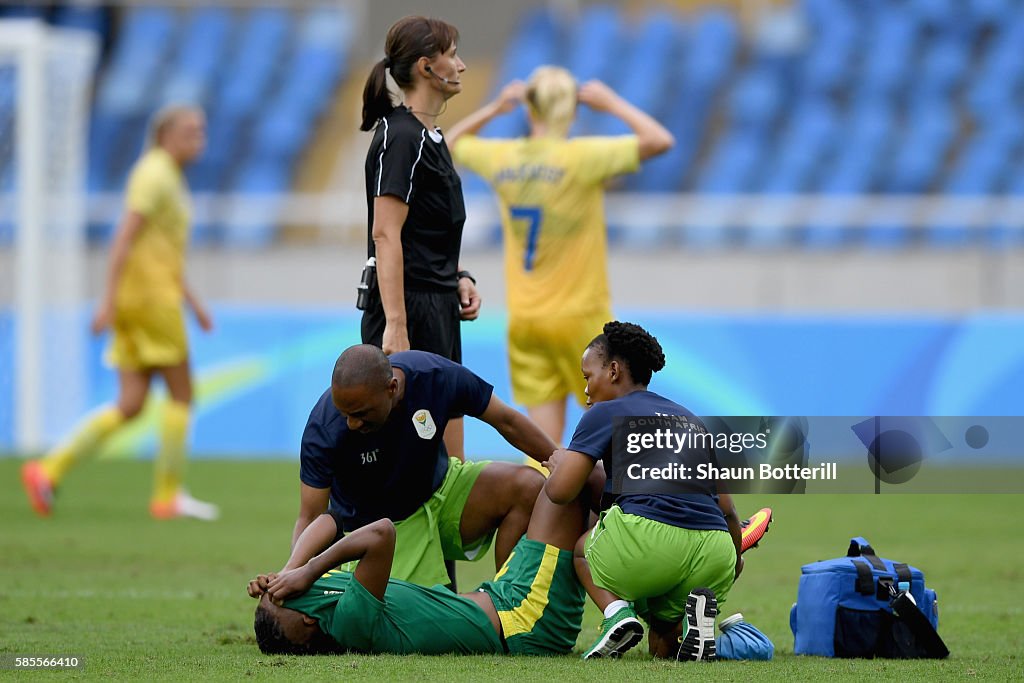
{"left": 477, "top": 536, "right": 585, "bottom": 656}
{"left": 585, "top": 505, "right": 736, "bottom": 623}
{"left": 341, "top": 457, "right": 494, "bottom": 587}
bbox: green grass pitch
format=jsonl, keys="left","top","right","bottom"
{"left": 1, "top": 459, "right": 1021, "bottom": 680}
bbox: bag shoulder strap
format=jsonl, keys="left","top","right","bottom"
{"left": 848, "top": 537, "right": 886, "bottom": 571}
{"left": 891, "top": 591, "right": 949, "bottom": 658}
{"left": 852, "top": 559, "right": 875, "bottom": 595}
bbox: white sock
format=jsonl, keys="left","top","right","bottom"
{"left": 604, "top": 600, "right": 629, "bottom": 618}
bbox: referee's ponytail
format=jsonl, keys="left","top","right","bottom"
{"left": 361, "top": 58, "right": 391, "bottom": 131}
{"left": 360, "top": 16, "right": 460, "bottom": 131}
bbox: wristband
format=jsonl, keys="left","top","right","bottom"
{"left": 457, "top": 270, "right": 476, "bottom": 285}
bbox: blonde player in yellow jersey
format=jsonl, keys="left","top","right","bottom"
{"left": 21, "top": 105, "right": 219, "bottom": 521}
{"left": 447, "top": 66, "right": 674, "bottom": 448}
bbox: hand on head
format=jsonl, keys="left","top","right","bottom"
{"left": 247, "top": 572, "right": 278, "bottom": 599}
{"left": 496, "top": 81, "right": 527, "bottom": 113}
{"left": 266, "top": 567, "right": 316, "bottom": 604}
{"left": 576, "top": 80, "right": 619, "bottom": 112}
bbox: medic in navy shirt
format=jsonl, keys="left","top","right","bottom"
{"left": 544, "top": 322, "right": 745, "bottom": 660}
{"left": 287, "top": 345, "right": 556, "bottom": 589}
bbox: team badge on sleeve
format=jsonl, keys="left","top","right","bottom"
{"left": 412, "top": 409, "right": 437, "bottom": 440}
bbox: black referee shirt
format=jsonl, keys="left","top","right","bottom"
{"left": 364, "top": 106, "right": 467, "bottom": 292}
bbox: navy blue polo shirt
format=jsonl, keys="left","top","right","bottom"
{"left": 299, "top": 351, "right": 493, "bottom": 530}
{"left": 567, "top": 390, "right": 728, "bottom": 532}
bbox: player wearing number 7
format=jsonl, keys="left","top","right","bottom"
{"left": 447, "top": 67, "right": 674, "bottom": 449}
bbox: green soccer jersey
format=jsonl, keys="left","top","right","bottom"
{"left": 283, "top": 570, "right": 503, "bottom": 655}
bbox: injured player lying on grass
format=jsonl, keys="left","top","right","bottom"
{"left": 248, "top": 471, "right": 773, "bottom": 658}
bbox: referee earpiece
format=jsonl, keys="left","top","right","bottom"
{"left": 425, "top": 64, "right": 450, "bottom": 85}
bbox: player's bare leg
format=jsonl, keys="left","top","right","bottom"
{"left": 572, "top": 467, "right": 644, "bottom": 659}
{"left": 459, "top": 463, "right": 544, "bottom": 568}
{"left": 117, "top": 367, "right": 154, "bottom": 419}
{"left": 647, "top": 618, "right": 684, "bottom": 658}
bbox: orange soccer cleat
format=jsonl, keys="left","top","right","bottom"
{"left": 21, "top": 460, "right": 54, "bottom": 517}
{"left": 740, "top": 507, "right": 773, "bottom": 554}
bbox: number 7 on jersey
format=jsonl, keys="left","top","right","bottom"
{"left": 510, "top": 206, "right": 543, "bottom": 272}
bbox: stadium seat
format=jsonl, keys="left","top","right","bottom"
{"left": 52, "top": 5, "right": 109, "bottom": 38}
{"left": 252, "top": 104, "right": 312, "bottom": 167}
{"left": 96, "top": 7, "right": 178, "bottom": 115}
{"left": 615, "top": 16, "right": 683, "bottom": 187}
{"left": 632, "top": 11, "right": 738, "bottom": 194}
{"left": 696, "top": 131, "right": 763, "bottom": 195}
{"left": 684, "top": 10, "right": 739, "bottom": 97}
{"left": 729, "top": 69, "right": 785, "bottom": 139}
{"left": 282, "top": 6, "right": 350, "bottom": 119}
{"left": 916, "top": 39, "right": 970, "bottom": 100}
{"left": 216, "top": 8, "right": 291, "bottom": 121}
{"left": 801, "top": 34, "right": 857, "bottom": 96}
{"left": 776, "top": 98, "right": 839, "bottom": 185}
{"left": 567, "top": 6, "right": 626, "bottom": 135}
{"left": 157, "top": 8, "right": 232, "bottom": 106}
{"left": 911, "top": 0, "right": 980, "bottom": 37}
{"left": 971, "top": 0, "right": 1017, "bottom": 26}
{"left": 858, "top": 11, "right": 918, "bottom": 101}
{"left": 90, "top": 7, "right": 180, "bottom": 191}
{"left": 799, "top": 0, "right": 860, "bottom": 96}
{"left": 884, "top": 100, "right": 955, "bottom": 193}
{"left": 599, "top": 13, "right": 680, "bottom": 139}
{"left": 0, "top": 6, "right": 48, "bottom": 20}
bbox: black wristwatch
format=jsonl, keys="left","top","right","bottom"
{"left": 457, "top": 270, "right": 476, "bottom": 285}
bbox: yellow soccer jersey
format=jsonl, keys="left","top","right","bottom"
{"left": 453, "top": 135, "right": 638, "bottom": 320}
{"left": 116, "top": 147, "right": 191, "bottom": 312}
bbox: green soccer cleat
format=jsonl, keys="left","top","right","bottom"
{"left": 581, "top": 604, "right": 644, "bottom": 660}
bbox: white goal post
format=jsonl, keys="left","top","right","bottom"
{"left": 0, "top": 20, "right": 98, "bottom": 453}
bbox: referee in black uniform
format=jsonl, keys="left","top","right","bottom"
{"left": 358, "top": 14, "right": 481, "bottom": 461}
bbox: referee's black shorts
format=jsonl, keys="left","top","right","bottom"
{"left": 361, "top": 289, "right": 462, "bottom": 363}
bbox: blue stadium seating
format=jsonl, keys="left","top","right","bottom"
{"left": 52, "top": 5, "right": 108, "bottom": 36}
{"left": 217, "top": 9, "right": 290, "bottom": 123}
{"left": 158, "top": 8, "right": 231, "bottom": 107}
{"left": 858, "top": 11, "right": 918, "bottom": 102}
{"left": 470, "top": 2, "right": 1024, "bottom": 251}
{"left": 19, "top": 1, "right": 1024, "bottom": 250}
{"left": 684, "top": 11, "right": 739, "bottom": 97}
{"left": 637, "top": 11, "right": 738, "bottom": 194}
{"left": 568, "top": 6, "right": 627, "bottom": 136}
{"left": 68, "top": 5, "right": 353, "bottom": 244}
{"left": 0, "top": 6, "right": 47, "bottom": 20}
{"left": 91, "top": 7, "right": 179, "bottom": 192}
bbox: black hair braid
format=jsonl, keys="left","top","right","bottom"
{"left": 601, "top": 321, "right": 665, "bottom": 385}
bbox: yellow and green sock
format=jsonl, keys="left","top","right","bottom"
{"left": 40, "top": 406, "right": 126, "bottom": 485}
{"left": 152, "top": 400, "right": 190, "bottom": 505}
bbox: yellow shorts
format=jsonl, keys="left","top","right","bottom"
{"left": 507, "top": 310, "right": 611, "bottom": 408}
{"left": 106, "top": 304, "right": 188, "bottom": 371}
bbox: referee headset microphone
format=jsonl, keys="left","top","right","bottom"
{"left": 425, "top": 64, "right": 457, "bottom": 85}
